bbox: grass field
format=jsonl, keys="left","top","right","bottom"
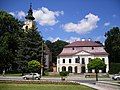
{"left": 0, "top": 84, "right": 95, "bottom": 90}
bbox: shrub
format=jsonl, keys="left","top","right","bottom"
{"left": 44, "top": 70, "right": 49, "bottom": 76}
{"left": 59, "top": 71, "right": 69, "bottom": 77}
{"left": 109, "top": 63, "right": 120, "bottom": 74}
{"left": 0, "top": 80, "right": 80, "bottom": 85}
{"left": 28, "top": 60, "right": 41, "bottom": 73}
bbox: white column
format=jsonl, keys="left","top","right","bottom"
{"left": 60, "top": 66, "right": 62, "bottom": 72}
{"left": 92, "top": 69, "right": 95, "bottom": 73}
{"left": 86, "top": 69, "right": 88, "bottom": 73}
{"left": 106, "top": 64, "right": 109, "bottom": 73}
{"left": 72, "top": 66, "right": 75, "bottom": 73}
{"left": 99, "top": 70, "right": 102, "bottom": 73}
{"left": 78, "top": 65, "right": 81, "bottom": 73}
{"left": 85, "top": 64, "right": 88, "bottom": 73}
{"left": 66, "top": 66, "right": 68, "bottom": 72}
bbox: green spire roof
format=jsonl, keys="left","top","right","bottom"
{"left": 25, "top": 3, "right": 35, "bottom": 20}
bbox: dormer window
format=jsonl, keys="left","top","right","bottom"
{"left": 92, "top": 47, "right": 94, "bottom": 50}
{"left": 72, "top": 47, "right": 74, "bottom": 50}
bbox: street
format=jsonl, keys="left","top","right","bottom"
{"left": 0, "top": 75, "right": 120, "bottom": 90}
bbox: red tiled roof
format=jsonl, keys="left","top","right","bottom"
{"left": 65, "top": 41, "right": 103, "bottom": 47}
{"left": 59, "top": 50, "right": 108, "bottom": 56}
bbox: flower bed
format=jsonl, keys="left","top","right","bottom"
{"left": 0, "top": 80, "right": 80, "bottom": 85}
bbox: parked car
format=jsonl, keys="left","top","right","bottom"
{"left": 22, "top": 73, "right": 41, "bottom": 80}
{"left": 112, "top": 74, "right": 120, "bottom": 80}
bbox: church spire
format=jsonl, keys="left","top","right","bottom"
{"left": 25, "top": 3, "right": 35, "bottom": 20}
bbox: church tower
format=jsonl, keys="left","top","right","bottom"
{"left": 23, "top": 3, "right": 36, "bottom": 31}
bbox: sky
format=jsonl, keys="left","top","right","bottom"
{"left": 0, "top": 0, "right": 120, "bottom": 43}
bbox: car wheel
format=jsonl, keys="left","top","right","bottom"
{"left": 23, "top": 77, "right": 27, "bottom": 80}
{"left": 117, "top": 77, "right": 120, "bottom": 80}
{"left": 35, "top": 77, "right": 39, "bottom": 80}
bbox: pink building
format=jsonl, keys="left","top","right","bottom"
{"left": 57, "top": 40, "right": 109, "bottom": 73}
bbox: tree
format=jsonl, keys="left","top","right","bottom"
{"left": 59, "top": 71, "right": 69, "bottom": 81}
{"left": 28, "top": 60, "right": 41, "bottom": 73}
{"left": 16, "top": 28, "right": 44, "bottom": 73}
{"left": 87, "top": 58, "right": 106, "bottom": 81}
{"left": 18, "top": 28, "right": 43, "bottom": 62}
{"left": 45, "top": 40, "right": 69, "bottom": 64}
{"left": 105, "top": 27, "right": 120, "bottom": 63}
{"left": 0, "top": 10, "right": 24, "bottom": 72}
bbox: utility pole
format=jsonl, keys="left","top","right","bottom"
{"left": 41, "top": 40, "right": 44, "bottom": 76}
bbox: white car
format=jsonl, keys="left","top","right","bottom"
{"left": 112, "top": 74, "right": 120, "bottom": 80}
{"left": 22, "top": 73, "right": 41, "bottom": 80}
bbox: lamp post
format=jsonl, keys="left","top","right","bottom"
{"left": 40, "top": 40, "right": 44, "bottom": 76}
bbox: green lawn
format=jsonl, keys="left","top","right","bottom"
{"left": 0, "top": 84, "right": 95, "bottom": 90}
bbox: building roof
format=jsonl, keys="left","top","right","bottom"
{"left": 59, "top": 50, "right": 108, "bottom": 56}
{"left": 58, "top": 40, "right": 108, "bottom": 56}
{"left": 65, "top": 41, "right": 103, "bottom": 47}
{"left": 25, "top": 3, "right": 35, "bottom": 20}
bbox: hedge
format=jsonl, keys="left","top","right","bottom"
{"left": 0, "top": 80, "right": 80, "bottom": 85}
{"left": 109, "top": 63, "right": 120, "bottom": 74}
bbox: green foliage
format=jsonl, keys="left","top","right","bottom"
{"left": 87, "top": 58, "right": 106, "bottom": 81}
{"left": 109, "top": 63, "right": 120, "bottom": 74}
{"left": 44, "top": 69, "right": 49, "bottom": 76}
{"left": 18, "top": 28, "right": 43, "bottom": 62}
{"left": 45, "top": 40, "right": 69, "bottom": 64}
{"left": 59, "top": 71, "right": 69, "bottom": 77}
{"left": 87, "top": 58, "right": 106, "bottom": 72}
{"left": 0, "top": 10, "right": 24, "bottom": 71}
{"left": 105, "top": 27, "right": 120, "bottom": 63}
{"left": 28, "top": 60, "right": 41, "bottom": 72}
{"left": 0, "top": 10, "right": 45, "bottom": 74}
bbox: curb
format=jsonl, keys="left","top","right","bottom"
{"left": 98, "top": 81, "right": 120, "bottom": 87}
{"left": 70, "top": 81, "right": 101, "bottom": 90}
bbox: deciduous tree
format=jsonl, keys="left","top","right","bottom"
{"left": 105, "top": 27, "right": 120, "bottom": 63}
{"left": 87, "top": 58, "right": 106, "bottom": 81}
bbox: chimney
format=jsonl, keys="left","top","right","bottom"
{"left": 81, "top": 38, "right": 85, "bottom": 41}
{"left": 88, "top": 38, "right": 91, "bottom": 41}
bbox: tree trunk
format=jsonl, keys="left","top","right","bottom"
{"left": 96, "top": 72, "right": 98, "bottom": 81}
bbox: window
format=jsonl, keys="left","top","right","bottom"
{"left": 63, "top": 59, "right": 65, "bottom": 63}
{"left": 62, "top": 66, "right": 66, "bottom": 71}
{"left": 68, "top": 66, "right": 72, "bottom": 73}
{"left": 92, "top": 47, "right": 94, "bottom": 50}
{"left": 69, "top": 59, "right": 71, "bottom": 63}
{"left": 72, "top": 47, "right": 74, "bottom": 50}
{"left": 75, "top": 58, "right": 80, "bottom": 63}
{"left": 102, "top": 58, "right": 105, "bottom": 63}
{"left": 88, "top": 58, "right": 91, "bottom": 62}
{"left": 82, "top": 58, "right": 85, "bottom": 64}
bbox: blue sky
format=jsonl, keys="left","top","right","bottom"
{"left": 0, "top": 0, "right": 120, "bottom": 43}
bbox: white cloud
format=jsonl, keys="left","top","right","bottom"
{"left": 63, "top": 13, "right": 100, "bottom": 34}
{"left": 47, "top": 36, "right": 81, "bottom": 43}
{"left": 17, "top": 11, "right": 26, "bottom": 19}
{"left": 33, "top": 7, "right": 64, "bottom": 26}
{"left": 104, "top": 22, "right": 110, "bottom": 26}
{"left": 9, "top": 11, "right": 25, "bottom": 19}
{"left": 9, "top": 12, "right": 15, "bottom": 16}
{"left": 47, "top": 37, "right": 60, "bottom": 42}
{"left": 9, "top": 7, "right": 63, "bottom": 26}
{"left": 65, "top": 37, "right": 81, "bottom": 43}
